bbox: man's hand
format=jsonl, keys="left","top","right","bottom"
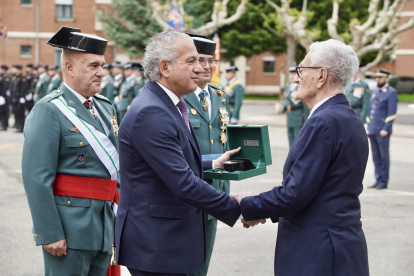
{"left": 230, "top": 191, "right": 253, "bottom": 205}
{"left": 214, "top": 147, "right": 241, "bottom": 168}
{"left": 242, "top": 218, "right": 267, "bottom": 229}
{"left": 42, "top": 238, "right": 67, "bottom": 257}
{"left": 380, "top": 130, "right": 388, "bottom": 137}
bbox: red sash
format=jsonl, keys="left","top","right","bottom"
{"left": 53, "top": 174, "right": 119, "bottom": 204}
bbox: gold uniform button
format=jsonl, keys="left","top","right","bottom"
{"left": 67, "top": 201, "right": 71, "bottom": 205}
{"left": 370, "top": 116, "right": 374, "bottom": 119}
{"left": 211, "top": 140, "right": 214, "bottom": 144}
{"left": 210, "top": 125, "right": 212, "bottom": 130}
{"left": 34, "top": 234, "right": 38, "bottom": 238}
{"left": 371, "top": 110, "right": 374, "bottom": 114}
{"left": 79, "top": 142, "right": 84, "bottom": 146}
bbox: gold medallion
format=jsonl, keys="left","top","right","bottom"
{"left": 191, "top": 108, "right": 197, "bottom": 115}
{"left": 203, "top": 101, "right": 208, "bottom": 111}
{"left": 221, "top": 99, "right": 226, "bottom": 105}
{"left": 220, "top": 132, "right": 227, "bottom": 144}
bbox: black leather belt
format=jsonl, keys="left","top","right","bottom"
{"left": 351, "top": 104, "right": 362, "bottom": 109}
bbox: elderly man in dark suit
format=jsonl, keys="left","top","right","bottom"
{"left": 233, "top": 39, "right": 370, "bottom": 276}
{"left": 115, "top": 31, "right": 246, "bottom": 276}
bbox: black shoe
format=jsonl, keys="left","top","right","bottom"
{"left": 376, "top": 185, "right": 387, "bottom": 190}
{"left": 14, "top": 129, "right": 23, "bottom": 133}
{"left": 368, "top": 183, "right": 379, "bottom": 188}
{"left": 0, "top": 127, "right": 6, "bottom": 131}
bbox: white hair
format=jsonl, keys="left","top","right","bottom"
{"left": 143, "top": 31, "right": 193, "bottom": 82}
{"left": 309, "top": 39, "right": 359, "bottom": 91}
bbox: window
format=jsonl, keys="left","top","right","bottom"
{"left": 55, "top": 49, "right": 62, "bottom": 68}
{"left": 21, "top": 46, "right": 32, "bottom": 57}
{"left": 263, "top": 56, "right": 275, "bottom": 73}
{"left": 21, "top": 0, "right": 32, "bottom": 5}
{"left": 56, "top": 4, "right": 72, "bottom": 19}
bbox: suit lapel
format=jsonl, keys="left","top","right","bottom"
{"left": 184, "top": 92, "right": 209, "bottom": 122}
{"left": 146, "top": 82, "right": 202, "bottom": 163}
{"left": 60, "top": 85, "right": 101, "bottom": 132}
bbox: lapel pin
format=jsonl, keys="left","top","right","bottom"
{"left": 191, "top": 108, "right": 197, "bottom": 115}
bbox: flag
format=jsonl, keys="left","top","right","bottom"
{"left": 0, "top": 10, "right": 6, "bottom": 38}
{"left": 211, "top": 33, "right": 221, "bottom": 87}
{"left": 166, "top": 1, "right": 183, "bottom": 31}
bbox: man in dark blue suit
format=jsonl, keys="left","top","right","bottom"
{"left": 115, "top": 31, "right": 244, "bottom": 276}
{"left": 232, "top": 40, "right": 370, "bottom": 276}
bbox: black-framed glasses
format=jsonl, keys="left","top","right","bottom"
{"left": 296, "top": 66, "right": 324, "bottom": 78}
{"left": 199, "top": 58, "right": 219, "bottom": 67}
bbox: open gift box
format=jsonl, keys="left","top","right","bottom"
{"left": 203, "top": 125, "right": 272, "bottom": 181}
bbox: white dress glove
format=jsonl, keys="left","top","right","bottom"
{"left": 114, "top": 96, "right": 119, "bottom": 105}
{"left": 20, "top": 97, "right": 26, "bottom": 104}
{"left": 6, "top": 90, "right": 11, "bottom": 96}
{"left": 26, "top": 93, "right": 33, "bottom": 101}
{"left": 0, "top": 96, "right": 5, "bottom": 106}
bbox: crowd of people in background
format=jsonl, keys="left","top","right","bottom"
{"left": 0, "top": 60, "right": 147, "bottom": 132}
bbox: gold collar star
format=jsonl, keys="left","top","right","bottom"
{"left": 69, "top": 100, "right": 74, "bottom": 105}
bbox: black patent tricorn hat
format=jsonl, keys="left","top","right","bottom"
{"left": 186, "top": 33, "right": 216, "bottom": 56}
{"left": 47, "top": 27, "right": 107, "bottom": 55}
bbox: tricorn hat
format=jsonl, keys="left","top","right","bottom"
{"left": 12, "top": 65, "right": 22, "bottom": 70}
{"left": 187, "top": 33, "right": 216, "bottom": 56}
{"left": 1, "top": 65, "right": 8, "bottom": 70}
{"left": 47, "top": 26, "right": 107, "bottom": 55}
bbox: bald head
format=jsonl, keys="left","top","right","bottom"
{"left": 61, "top": 49, "right": 105, "bottom": 98}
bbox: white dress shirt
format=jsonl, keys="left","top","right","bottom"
{"left": 114, "top": 74, "right": 123, "bottom": 81}
{"left": 51, "top": 74, "right": 60, "bottom": 82}
{"left": 63, "top": 82, "right": 109, "bottom": 135}
{"left": 195, "top": 84, "right": 212, "bottom": 118}
{"left": 308, "top": 95, "right": 336, "bottom": 118}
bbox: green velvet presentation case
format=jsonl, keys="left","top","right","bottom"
{"left": 204, "top": 125, "right": 272, "bottom": 180}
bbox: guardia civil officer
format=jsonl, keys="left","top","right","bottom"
{"left": 112, "top": 62, "right": 124, "bottom": 110}
{"left": 22, "top": 27, "right": 120, "bottom": 276}
{"left": 0, "top": 65, "right": 12, "bottom": 130}
{"left": 280, "top": 66, "right": 310, "bottom": 147}
{"left": 117, "top": 63, "right": 136, "bottom": 123}
{"left": 224, "top": 66, "right": 244, "bottom": 124}
{"left": 182, "top": 34, "right": 230, "bottom": 276}
{"left": 34, "top": 65, "right": 50, "bottom": 103}
{"left": 100, "top": 64, "right": 116, "bottom": 103}
{"left": 366, "top": 68, "right": 398, "bottom": 189}
{"left": 9, "top": 65, "right": 28, "bottom": 133}
{"left": 46, "top": 66, "right": 62, "bottom": 94}
{"left": 345, "top": 64, "right": 371, "bottom": 123}
{"left": 24, "top": 64, "right": 36, "bottom": 111}
{"left": 132, "top": 62, "right": 145, "bottom": 96}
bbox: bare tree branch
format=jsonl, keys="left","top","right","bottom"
{"left": 327, "top": 0, "right": 343, "bottom": 42}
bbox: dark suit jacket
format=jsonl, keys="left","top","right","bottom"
{"left": 115, "top": 81, "right": 241, "bottom": 274}
{"left": 241, "top": 95, "right": 369, "bottom": 276}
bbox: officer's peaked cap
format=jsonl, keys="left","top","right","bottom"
{"left": 0, "top": 65, "right": 8, "bottom": 70}
{"left": 103, "top": 64, "right": 111, "bottom": 70}
{"left": 187, "top": 33, "right": 216, "bottom": 56}
{"left": 288, "top": 66, "right": 297, "bottom": 73}
{"left": 26, "top": 64, "right": 34, "bottom": 68}
{"left": 13, "top": 65, "right": 22, "bottom": 69}
{"left": 375, "top": 68, "right": 390, "bottom": 77}
{"left": 47, "top": 26, "right": 107, "bottom": 55}
{"left": 226, "top": 66, "right": 238, "bottom": 72}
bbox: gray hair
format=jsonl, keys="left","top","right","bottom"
{"left": 309, "top": 39, "right": 359, "bottom": 91}
{"left": 143, "top": 31, "right": 193, "bottom": 82}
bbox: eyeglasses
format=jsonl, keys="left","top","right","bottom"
{"left": 199, "top": 58, "right": 219, "bottom": 67}
{"left": 296, "top": 66, "right": 324, "bottom": 78}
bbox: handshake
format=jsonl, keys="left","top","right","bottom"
{"left": 230, "top": 191, "right": 267, "bottom": 229}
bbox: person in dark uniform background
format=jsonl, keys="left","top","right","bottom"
{"left": 345, "top": 64, "right": 371, "bottom": 123}
{"left": 34, "top": 65, "right": 50, "bottom": 103}
{"left": 0, "top": 65, "right": 12, "bottom": 131}
{"left": 46, "top": 66, "right": 62, "bottom": 94}
{"left": 367, "top": 68, "right": 398, "bottom": 190}
{"left": 100, "top": 64, "right": 116, "bottom": 104}
{"left": 279, "top": 66, "right": 310, "bottom": 147}
{"left": 133, "top": 63, "right": 145, "bottom": 96}
{"left": 224, "top": 66, "right": 244, "bottom": 124}
{"left": 9, "top": 65, "right": 28, "bottom": 133}
{"left": 117, "top": 63, "right": 136, "bottom": 123}
{"left": 24, "top": 64, "right": 36, "bottom": 112}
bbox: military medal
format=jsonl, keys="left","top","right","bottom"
{"left": 110, "top": 115, "right": 119, "bottom": 142}
{"left": 191, "top": 108, "right": 197, "bottom": 115}
{"left": 221, "top": 99, "right": 226, "bottom": 105}
{"left": 203, "top": 101, "right": 208, "bottom": 111}
{"left": 219, "top": 107, "right": 229, "bottom": 144}
{"left": 68, "top": 127, "right": 80, "bottom": 133}
{"left": 217, "top": 90, "right": 224, "bottom": 97}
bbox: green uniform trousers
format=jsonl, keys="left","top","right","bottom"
{"left": 287, "top": 126, "right": 301, "bottom": 147}
{"left": 43, "top": 247, "right": 111, "bottom": 276}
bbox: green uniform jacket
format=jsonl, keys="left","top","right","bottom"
{"left": 113, "top": 74, "right": 124, "bottom": 99}
{"left": 282, "top": 84, "right": 309, "bottom": 127}
{"left": 46, "top": 75, "right": 62, "bottom": 94}
{"left": 34, "top": 73, "right": 50, "bottom": 103}
{"left": 22, "top": 84, "right": 119, "bottom": 253}
{"left": 183, "top": 83, "right": 230, "bottom": 196}
{"left": 134, "top": 77, "right": 145, "bottom": 97}
{"left": 345, "top": 79, "right": 371, "bottom": 124}
{"left": 100, "top": 75, "right": 116, "bottom": 104}
{"left": 226, "top": 80, "right": 244, "bottom": 120}
{"left": 118, "top": 76, "right": 136, "bottom": 112}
